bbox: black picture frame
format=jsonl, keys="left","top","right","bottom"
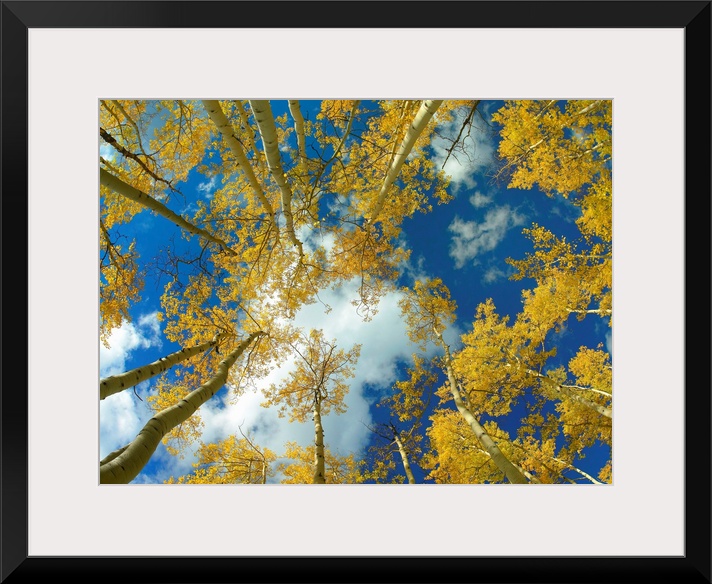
{"left": 3, "top": 2, "right": 710, "bottom": 582}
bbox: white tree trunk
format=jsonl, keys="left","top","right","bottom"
{"left": 100, "top": 334, "right": 225, "bottom": 400}
{"left": 574, "top": 100, "right": 604, "bottom": 117}
{"left": 534, "top": 100, "right": 557, "bottom": 120}
{"left": 393, "top": 432, "right": 416, "bottom": 484}
{"left": 100, "top": 169, "right": 236, "bottom": 255}
{"left": 561, "top": 383, "right": 612, "bottom": 398}
{"left": 201, "top": 100, "right": 276, "bottom": 226}
{"left": 249, "top": 100, "right": 304, "bottom": 257}
{"left": 368, "top": 99, "right": 443, "bottom": 224}
{"left": 473, "top": 446, "right": 542, "bottom": 484}
{"left": 523, "top": 367, "right": 612, "bottom": 418}
{"left": 100, "top": 332, "right": 264, "bottom": 484}
{"left": 436, "top": 331, "right": 529, "bottom": 484}
{"left": 236, "top": 100, "right": 262, "bottom": 167}
{"left": 567, "top": 308, "right": 612, "bottom": 317}
{"left": 288, "top": 100, "right": 307, "bottom": 164}
{"left": 552, "top": 457, "right": 604, "bottom": 484}
{"left": 313, "top": 395, "right": 326, "bottom": 484}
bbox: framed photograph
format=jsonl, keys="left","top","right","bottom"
{"left": 5, "top": 1, "right": 710, "bottom": 582}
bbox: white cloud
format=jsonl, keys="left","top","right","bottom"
{"left": 137, "top": 312, "right": 162, "bottom": 344}
{"left": 99, "top": 144, "right": 115, "bottom": 163}
{"left": 297, "top": 223, "right": 336, "bottom": 256}
{"left": 469, "top": 191, "right": 492, "bottom": 208}
{"left": 188, "top": 279, "right": 450, "bottom": 480}
{"left": 99, "top": 313, "right": 164, "bottom": 460}
{"left": 482, "top": 265, "right": 508, "bottom": 284}
{"left": 99, "top": 312, "right": 163, "bottom": 378}
{"left": 98, "top": 284, "right": 458, "bottom": 483}
{"left": 197, "top": 176, "right": 217, "bottom": 198}
{"left": 431, "top": 105, "right": 496, "bottom": 194}
{"left": 99, "top": 390, "right": 152, "bottom": 459}
{"left": 133, "top": 442, "right": 198, "bottom": 484}
{"left": 400, "top": 253, "right": 429, "bottom": 285}
{"left": 448, "top": 205, "right": 527, "bottom": 269}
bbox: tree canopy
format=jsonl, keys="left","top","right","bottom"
{"left": 99, "top": 99, "right": 612, "bottom": 485}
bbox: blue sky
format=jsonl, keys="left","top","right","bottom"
{"left": 99, "top": 99, "right": 611, "bottom": 484}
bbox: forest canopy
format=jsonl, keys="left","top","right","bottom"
{"left": 99, "top": 99, "right": 612, "bottom": 485}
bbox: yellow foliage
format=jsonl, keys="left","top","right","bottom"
{"left": 278, "top": 441, "right": 366, "bottom": 484}
{"left": 569, "top": 345, "right": 612, "bottom": 395}
{"left": 99, "top": 223, "right": 144, "bottom": 345}
{"left": 99, "top": 100, "right": 614, "bottom": 485}
{"left": 166, "top": 434, "right": 276, "bottom": 484}
{"left": 147, "top": 375, "right": 205, "bottom": 456}
{"left": 423, "top": 410, "right": 505, "bottom": 484}
{"left": 261, "top": 329, "right": 360, "bottom": 422}
{"left": 491, "top": 99, "right": 611, "bottom": 199}
{"left": 384, "top": 354, "right": 438, "bottom": 422}
{"left": 399, "top": 278, "right": 457, "bottom": 350}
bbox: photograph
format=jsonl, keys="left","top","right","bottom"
{"left": 99, "top": 98, "right": 614, "bottom": 486}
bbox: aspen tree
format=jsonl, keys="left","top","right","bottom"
{"left": 201, "top": 100, "right": 277, "bottom": 230}
{"left": 100, "top": 168, "right": 237, "bottom": 255}
{"left": 399, "top": 279, "right": 529, "bottom": 484}
{"left": 100, "top": 332, "right": 264, "bottom": 484}
{"left": 368, "top": 99, "right": 444, "bottom": 224}
{"left": 100, "top": 333, "right": 226, "bottom": 400}
{"left": 166, "top": 432, "right": 276, "bottom": 484}
{"left": 249, "top": 99, "right": 305, "bottom": 257}
{"left": 278, "top": 442, "right": 365, "bottom": 484}
{"left": 98, "top": 100, "right": 614, "bottom": 484}
{"left": 260, "top": 329, "right": 360, "bottom": 483}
